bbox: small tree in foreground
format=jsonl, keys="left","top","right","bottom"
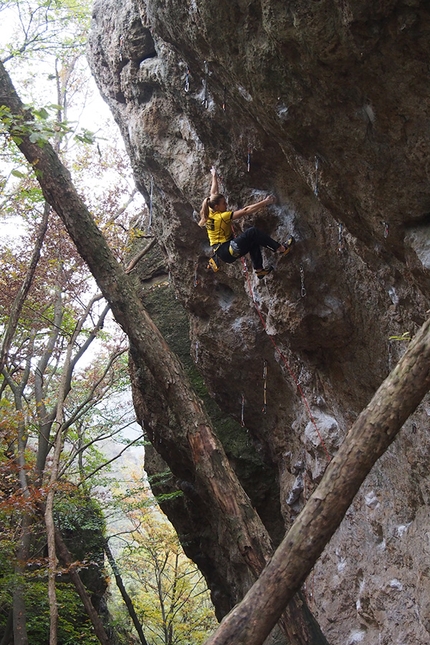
{"left": 107, "top": 473, "right": 217, "bottom": 645}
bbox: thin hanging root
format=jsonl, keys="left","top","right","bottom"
{"left": 262, "top": 360, "right": 268, "bottom": 413}
{"left": 203, "top": 60, "right": 209, "bottom": 108}
{"left": 247, "top": 146, "right": 252, "bottom": 172}
{"left": 241, "top": 393, "right": 245, "bottom": 427}
{"left": 148, "top": 176, "right": 154, "bottom": 232}
{"left": 338, "top": 222, "right": 344, "bottom": 252}
{"left": 300, "top": 264, "right": 306, "bottom": 298}
{"left": 313, "top": 156, "right": 319, "bottom": 196}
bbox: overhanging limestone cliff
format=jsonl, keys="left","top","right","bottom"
{"left": 89, "top": 2, "right": 430, "bottom": 643}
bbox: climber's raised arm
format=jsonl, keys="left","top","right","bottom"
{"left": 232, "top": 194, "right": 276, "bottom": 220}
{"left": 210, "top": 166, "right": 219, "bottom": 198}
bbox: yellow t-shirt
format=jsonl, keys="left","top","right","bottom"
{"left": 206, "top": 209, "right": 234, "bottom": 246}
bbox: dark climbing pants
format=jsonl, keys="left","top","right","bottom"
{"left": 215, "top": 226, "right": 280, "bottom": 269}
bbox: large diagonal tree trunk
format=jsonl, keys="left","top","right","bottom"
{"left": 205, "top": 316, "right": 430, "bottom": 645}
{"left": 0, "top": 61, "right": 327, "bottom": 645}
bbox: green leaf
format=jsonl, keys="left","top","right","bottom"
{"left": 75, "top": 129, "right": 96, "bottom": 145}
{"left": 11, "top": 169, "right": 27, "bottom": 179}
{"left": 33, "top": 107, "right": 50, "bottom": 120}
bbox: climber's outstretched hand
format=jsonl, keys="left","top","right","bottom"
{"left": 265, "top": 194, "right": 276, "bottom": 205}
{"left": 233, "top": 194, "right": 276, "bottom": 220}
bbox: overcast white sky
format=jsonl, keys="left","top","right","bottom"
{"left": 0, "top": 2, "right": 123, "bottom": 232}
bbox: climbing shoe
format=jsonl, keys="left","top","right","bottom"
{"left": 279, "top": 235, "right": 295, "bottom": 256}
{"left": 228, "top": 240, "right": 241, "bottom": 257}
{"left": 208, "top": 256, "right": 221, "bottom": 272}
{"left": 256, "top": 266, "right": 274, "bottom": 280}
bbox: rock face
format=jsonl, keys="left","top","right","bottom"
{"left": 88, "top": 2, "right": 430, "bottom": 643}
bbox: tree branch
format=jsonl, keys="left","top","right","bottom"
{"left": 0, "top": 201, "right": 49, "bottom": 373}
{"left": 76, "top": 432, "right": 144, "bottom": 484}
{"left": 105, "top": 539, "right": 149, "bottom": 645}
{"left": 125, "top": 237, "right": 157, "bottom": 274}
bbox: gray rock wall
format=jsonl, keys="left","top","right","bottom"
{"left": 88, "top": 2, "right": 430, "bottom": 642}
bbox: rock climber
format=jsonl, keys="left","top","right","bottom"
{"left": 198, "top": 167, "right": 294, "bottom": 279}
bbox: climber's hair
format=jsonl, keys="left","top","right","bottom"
{"left": 198, "top": 194, "right": 225, "bottom": 227}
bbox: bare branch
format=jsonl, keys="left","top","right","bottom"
{"left": 125, "top": 237, "right": 157, "bottom": 274}
{"left": 106, "top": 187, "right": 138, "bottom": 224}
{"left": 76, "top": 432, "right": 145, "bottom": 485}
{"left": 59, "top": 417, "right": 139, "bottom": 478}
{"left": 61, "top": 346, "right": 127, "bottom": 429}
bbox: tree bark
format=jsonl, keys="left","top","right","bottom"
{"left": 104, "top": 540, "right": 149, "bottom": 645}
{"left": 0, "top": 60, "right": 325, "bottom": 645}
{"left": 204, "top": 316, "right": 430, "bottom": 645}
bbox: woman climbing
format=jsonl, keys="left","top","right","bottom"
{"left": 198, "top": 167, "right": 294, "bottom": 279}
